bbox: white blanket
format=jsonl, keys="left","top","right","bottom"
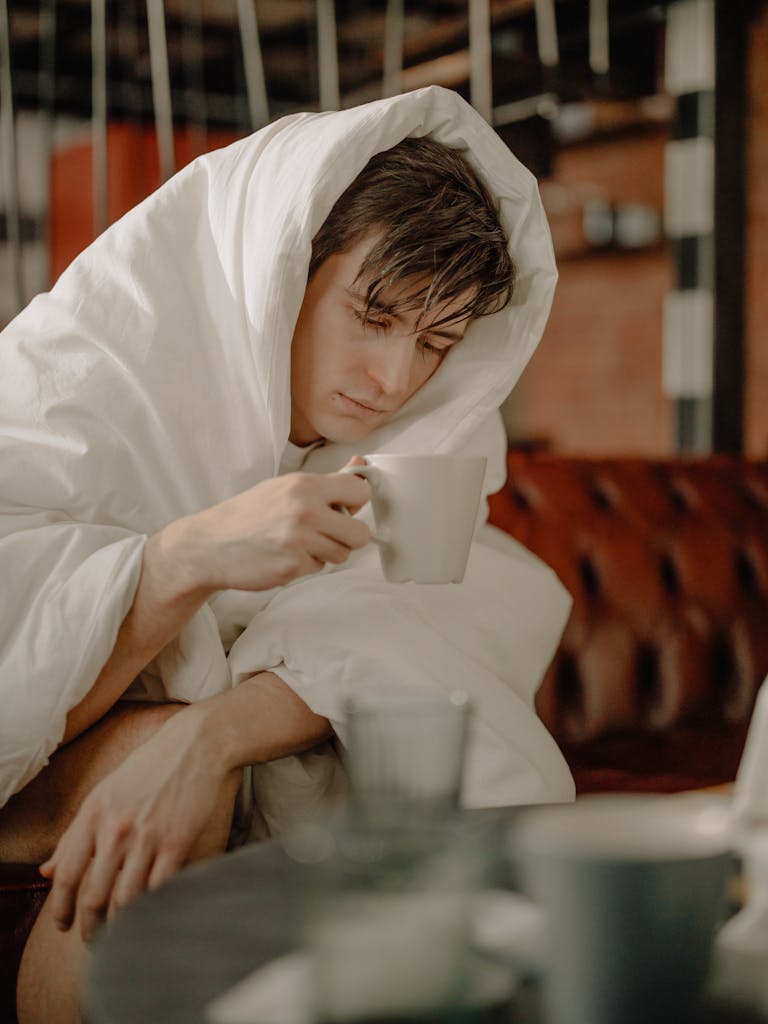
{"left": 0, "top": 85, "right": 573, "bottom": 817}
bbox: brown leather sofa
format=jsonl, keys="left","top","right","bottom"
{"left": 487, "top": 451, "right": 768, "bottom": 794}
{"left": 2, "top": 450, "right": 767, "bottom": 1022}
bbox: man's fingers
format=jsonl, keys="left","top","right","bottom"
{"left": 147, "top": 845, "right": 185, "bottom": 892}
{"left": 108, "top": 840, "right": 155, "bottom": 922}
{"left": 320, "top": 503, "right": 371, "bottom": 548}
{"left": 308, "top": 535, "right": 355, "bottom": 566}
{"left": 46, "top": 832, "right": 97, "bottom": 932}
{"left": 310, "top": 510, "right": 372, "bottom": 562}
{"left": 324, "top": 467, "right": 371, "bottom": 514}
{"left": 39, "top": 852, "right": 56, "bottom": 878}
{"left": 49, "top": 877, "right": 78, "bottom": 933}
{"left": 76, "top": 826, "right": 130, "bottom": 942}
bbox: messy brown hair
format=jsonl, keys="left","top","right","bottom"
{"left": 309, "top": 136, "right": 515, "bottom": 334}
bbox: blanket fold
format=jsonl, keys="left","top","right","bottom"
{"left": 228, "top": 527, "right": 574, "bottom": 837}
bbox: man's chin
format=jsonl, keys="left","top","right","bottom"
{"left": 290, "top": 415, "right": 373, "bottom": 447}
{"left": 299, "top": 395, "right": 401, "bottom": 444}
{"left": 321, "top": 425, "right": 376, "bottom": 445}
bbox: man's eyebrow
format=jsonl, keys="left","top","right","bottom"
{"left": 344, "top": 287, "right": 466, "bottom": 343}
{"left": 429, "top": 324, "right": 466, "bottom": 343}
{"left": 345, "top": 287, "right": 397, "bottom": 315}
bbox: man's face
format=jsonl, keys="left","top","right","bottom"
{"left": 290, "top": 235, "right": 471, "bottom": 445}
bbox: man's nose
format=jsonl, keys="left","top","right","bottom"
{"left": 367, "top": 340, "right": 412, "bottom": 397}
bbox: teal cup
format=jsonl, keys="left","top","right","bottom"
{"left": 509, "top": 795, "right": 733, "bottom": 1024}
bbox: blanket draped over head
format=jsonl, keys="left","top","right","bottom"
{"left": 0, "top": 85, "right": 574, "bottom": 825}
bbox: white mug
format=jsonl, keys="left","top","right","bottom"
{"left": 343, "top": 454, "right": 487, "bottom": 584}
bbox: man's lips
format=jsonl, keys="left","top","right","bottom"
{"left": 336, "top": 393, "right": 391, "bottom": 417}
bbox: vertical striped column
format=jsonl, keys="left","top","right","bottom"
{"left": 468, "top": 0, "right": 492, "bottom": 124}
{"left": 0, "top": 0, "right": 24, "bottom": 312}
{"left": 662, "top": 0, "right": 715, "bottom": 452}
{"left": 91, "top": 0, "right": 109, "bottom": 236}
{"left": 237, "top": 0, "right": 269, "bottom": 131}
{"left": 316, "top": 0, "right": 340, "bottom": 111}
{"left": 147, "top": 0, "right": 175, "bottom": 182}
{"left": 382, "top": 0, "right": 404, "bottom": 99}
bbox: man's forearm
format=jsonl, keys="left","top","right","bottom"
{"left": 62, "top": 520, "right": 215, "bottom": 744}
{"left": 188, "top": 671, "right": 333, "bottom": 770}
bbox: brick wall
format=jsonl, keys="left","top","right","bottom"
{"left": 504, "top": 131, "right": 673, "bottom": 455}
{"left": 508, "top": 9, "right": 768, "bottom": 457}
{"left": 49, "top": 124, "right": 241, "bottom": 282}
{"left": 745, "top": 3, "right": 768, "bottom": 457}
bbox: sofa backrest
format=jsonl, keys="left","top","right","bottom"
{"left": 487, "top": 452, "right": 768, "bottom": 754}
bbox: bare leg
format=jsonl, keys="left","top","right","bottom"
{"left": 2, "top": 703, "right": 241, "bottom": 1024}
{"left": 0, "top": 703, "right": 189, "bottom": 864}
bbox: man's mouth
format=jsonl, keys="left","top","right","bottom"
{"left": 337, "top": 393, "right": 389, "bottom": 417}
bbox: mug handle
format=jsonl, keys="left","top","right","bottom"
{"left": 337, "top": 464, "right": 387, "bottom": 546}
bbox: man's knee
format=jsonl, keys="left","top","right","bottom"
{"left": 13, "top": 703, "right": 240, "bottom": 1024}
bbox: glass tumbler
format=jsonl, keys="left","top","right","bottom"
{"left": 341, "top": 686, "right": 471, "bottom": 828}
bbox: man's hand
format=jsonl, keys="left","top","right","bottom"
{"left": 61, "top": 461, "right": 369, "bottom": 749}
{"left": 166, "top": 461, "right": 373, "bottom": 594}
{"left": 40, "top": 706, "right": 235, "bottom": 943}
{"left": 43, "top": 673, "right": 332, "bottom": 942}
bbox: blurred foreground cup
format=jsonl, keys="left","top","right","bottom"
{"left": 342, "top": 686, "right": 471, "bottom": 828}
{"left": 509, "top": 795, "right": 733, "bottom": 1024}
{"left": 295, "top": 819, "right": 498, "bottom": 1023}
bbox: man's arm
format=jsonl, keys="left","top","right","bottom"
{"left": 62, "top": 464, "right": 370, "bottom": 744}
{"left": 192, "top": 669, "right": 334, "bottom": 766}
{"left": 41, "top": 463, "right": 370, "bottom": 940}
{"left": 44, "top": 669, "right": 332, "bottom": 941}
{"left": 61, "top": 526, "right": 213, "bottom": 743}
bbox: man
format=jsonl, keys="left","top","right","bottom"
{"left": 0, "top": 86, "right": 573, "bottom": 1022}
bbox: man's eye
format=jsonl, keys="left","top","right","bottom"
{"left": 418, "top": 337, "right": 446, "bottom": 358}
{"left": 352, "top": 308, "right": 390, "bottom": 331}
